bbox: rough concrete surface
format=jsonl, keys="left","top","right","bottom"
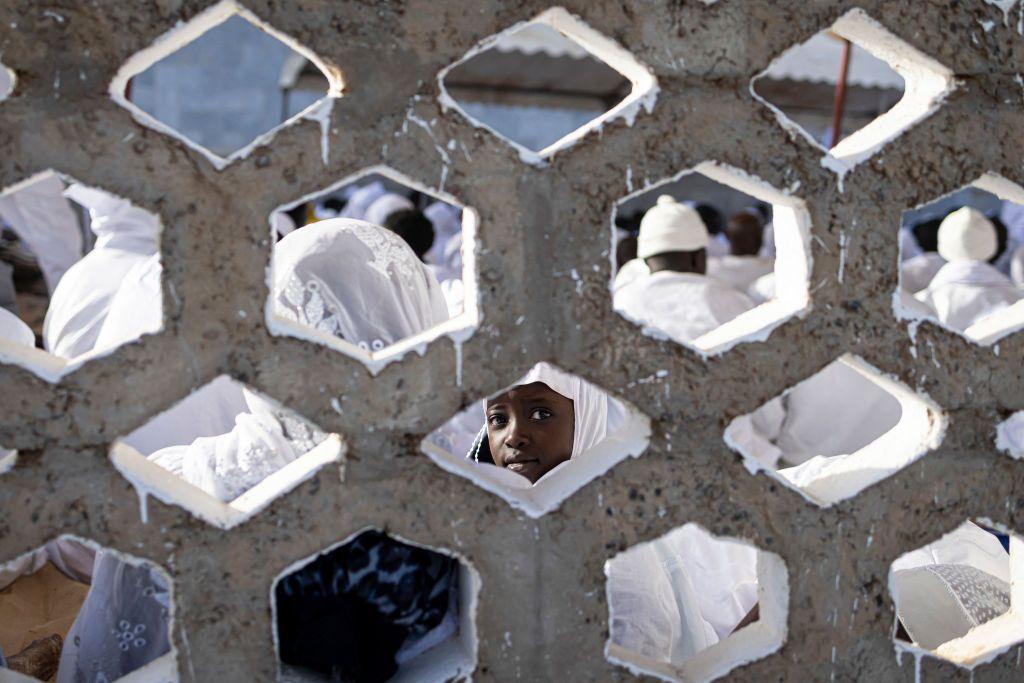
{"left": 1, "top": 0, "right": 1024, "bottom": 680}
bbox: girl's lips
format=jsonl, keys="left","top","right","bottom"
{"left": 506, "top": 460, "right": 537, "bottom": 472}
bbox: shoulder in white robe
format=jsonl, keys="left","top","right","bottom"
{"left": 613, "top": 270, "right": 755, "bottom": 344}
{"left": 706, "top": 255, "right": 773, "bottom": 294}
{"left": 900, "top": 252, "right": 945, "bottom": 294}
{"left": 915, "top": 260, "right": 1022, "bottom": 332}
{"left": 0, "top": 307, "right": 34, "bottom": 347}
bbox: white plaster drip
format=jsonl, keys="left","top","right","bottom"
{"left": 984, "top": 0, "right": 1019, "bottom": 25}
{"left": 41, "top": 10, "right": 65, "bottom": 22}
{"left": 837, "top": 230, "right": 848, "bottom": 283}
{"left": 454, "top": 337, "right": 463, "bottom": 387}
{"left": 404, "top": 107, "right": 452, "bottom": 192}
{"left": 301, "top": 96, "right": 335, "bottom": 166}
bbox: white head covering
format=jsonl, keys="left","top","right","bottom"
{"left": 274, "top": 218, "right": 449, "bottom": 352}
{"left": 471, "top": 362, "right": 619, "bottom": 462}
{"left": 364, "top": 193, "right": 415, "bottom": 228}
{"left": 938, "top": 207, "right": 998, "bottom": 262}
{"left": 338, "top": 181, "right": 386, "bottom": 221}
{"left": 637, "top": 195, "right": 709, "bottom": 258}
{"left": 0, "top": 307, "right": 34, "bottom": 347}
{"left": 423, "top": 201, "right": 463, "bottom": 269}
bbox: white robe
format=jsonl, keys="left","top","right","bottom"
{"left": 0, "top": 307, "right": 34, "bottom": 347}
{"left": 707, "top": 255, "right": 773, "bottom": 294}
{"left": 612, "top": 258, "right": 650, "bottom": 293}
{"left": 423, "top": 202, "right": 462, "bottom": 278}
{"left": 338, "top": 181, "right": 386, "bottom": 221}
{"left": 613, "top": 270, "right": 755, "bottom": 344}
{"left": 915, "top": 260, "right": 1022, "bottom": 332}
{"left": 900, "top": 252, "right": 945, "bottom": 294}
{"left": 0, "top": 172, "right": 82, "bottom": 293}
{"left": 608, "top": 524, "right": 758, "bottom": 665}
{"left": 747, "top": 271, "right": 775, "bottom": 304}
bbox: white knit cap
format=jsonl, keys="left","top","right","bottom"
{"left": 937, "top": 207, "right": 998, "bottom": 262}
{"left": 637, "top": 195, "right": 709, "bottom": 258}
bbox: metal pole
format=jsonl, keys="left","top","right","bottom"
{"left": 829, "top": 39, "right": 852, "bottom": 148}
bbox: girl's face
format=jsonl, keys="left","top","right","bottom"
{"left": 485, "top": 382, "right": 574, "bottom": 484}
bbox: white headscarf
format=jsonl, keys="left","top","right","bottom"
{"left": 363, "top": 192, "right": 414, "bottom": 227}
{"left": 938, "top": 207, "right": 998, "bottom": 262}
{"left": 338, "top": 181, "right": 386, "bottom": 221}
{"left": 274, "top": 218, "right": 449, "bottom": 351}
{"left": 0, "top": 307, "right": 34, "bottom": 347}
{"left": 470, "top": 362, "right": 620, "bottom": 461}
{"left": 637, "top": 195, "right": 709, "bottom": 258}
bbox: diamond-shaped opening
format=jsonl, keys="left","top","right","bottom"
{"left": 895, "top": 173, "right": 1024, "bottom": 346}
{"left": 421, "top": 362, "right": 650, "bottom": 517}
{"left": 0, "top": 63, "right": 13, "bottom": 101}
{"left": 266, "top": 166, "right": 479, "bottom": 374}
{"left": 110, "top": 375, "right": 344, "bottom": 529}
{"left": 605, "top": 524, "right": 788, "bottom": 682}
{"left": 272, "top": 528, "right": 478, "bottom": 682}
{"left": 725, "top": 354, "right": 946, "bottom": 507}
{"left": 612, "top": 161, "right": 812, "bottom": 356}
{"left": 0, "top": 536, "right": 175, "bottom": 681}
{"left": 890, "top": 519, "right": 1024, "bottom": 668}
{"left": 111, "top": 0, "right": 342, "bottom": 169}
{"left": 0, "top": 170, "right": 163, "bottom": 382}
{"left": 438, "top": 7, "right": 658, "bottom": 163}
{"left": 751, "top": 8, "right": 953, "bottom": 172}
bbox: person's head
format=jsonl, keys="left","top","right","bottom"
{"left": 485, "top": 381, "right": 575, "bottom": 484}
{"left": 937, "top": 206, "right": 998, "bottom": 263}
{"left": 911, "top": 217, "right": 942, "bottom": 253}
{"left": 637, "top": 195, "right": 710, "bottom": 275}
{"left": 383, "top": 208, "right": 435, "bottom": 260}
{"left": 272, "top": 218, "right": 449, "bottom": 349}
{"left": 725, "top": 210, "right": 764, "bottom": 256}
{"left": 693, "top": 203, "right": 724, "bottom": 236}
{"left": 473, "top": 363, "right": 615, "bottom": 485}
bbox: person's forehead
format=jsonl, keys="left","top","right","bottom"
{"left": 488, "top": 381, "right": 566, "bottom": 405}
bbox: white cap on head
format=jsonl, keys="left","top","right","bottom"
{"left": 937, "top": 207, "right": 998, "bottom": 262}
{"left": 637, "top": 195, "right": 709, "bottom": 259}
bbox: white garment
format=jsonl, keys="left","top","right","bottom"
{"left": 613, "top": 270, "right": 755, "bottom": 344}
{"left": 363, "top": 192, "right": 414, "bottom": 227}
{"left": 612, "top": 258, "right": 650, "bottom": 293}
{"left": 92, "top": 253, "right": 163, "bottom": 354}
{"left": 0, "top": 307, "right": 34, "bottom": 347}
{"left": 737, "top": 361, "right": 901, "bottom": 472}
{"left": 758, "top": 222, "right": 775, "bottom": 259}
{"left": 915, "top": 260, "right": 1022, "bottom": 332}
{"left": 1009, "top": 244, "right": 1024, "bottom": 287}
{"left": 608, "top": 525, "right": 758, "bottom": 665}
{"left": 900, "top": 252, "right": 946, "bottom": 294}
{"left": 41, "top": 184, "right": 160, "bottom": 358}
{"left": 274, "top": 218, "right": 449, "bottom": 351}
{"left": 0, "top": 172, "right": 82, "bottom": 292}
{"left": 706, "top": 234, "right": 730, "bottom": 258}
{"left": 707, "top": 255, "right": 773, "bottom": 294}
{"left": 439, "top": 276, "right": 465, "bottom": 317}
{"left": 338, "top": 181, "right": 386, "bottom": 221}
{"left": 747, "top": 271, "right": 775, "bottom": 304}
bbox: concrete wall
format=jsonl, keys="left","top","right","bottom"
{"left": 1, "top": 1, "right": 1023, "bottom": 681}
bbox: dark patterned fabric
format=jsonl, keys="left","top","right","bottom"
{"left": 276, "top": 530, "right": 457, "bottom": 682}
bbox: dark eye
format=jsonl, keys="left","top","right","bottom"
{"left": 530, "top": 408, "right": 552, "bottom": 420}
{"left": 488, "top": 414, "right": 508, "bottom": 428}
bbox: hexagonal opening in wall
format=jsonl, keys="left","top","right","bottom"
{"left": 266, "top": 165, "right": 478, "bottom": 374}
{"left": 605, "top": 523, "right": 788, "bottom": 682}
{"left": 724, "top": 354, "right": 945, "bottom": 507}
{"left": 438, "top": 7, "right": 658, "bottom": 163}
{"left": 895, "top": 173, "right": 1024, "bottom": 345}
{"left": 611, "top": 161, "right": 812, "bottom": 356}
{"left": 0, "top": 536, "right": 175, "bottom": 682}
{"left": 272, "top": 529, "right": 478, "bottom": 682}
{"left": 0, "top": 170, "right": 163, "bottom": 382}
{"left": 751, "top": 8, "right": 953, "bottom": 172}
{"left": 421, "top": 362, "right": 650, "bottom": 517}
{"left": 110, "top": 0, "right": 342, "bottom": 169}
{"left": 890, "top": 519, "right": 1024, "bottom": 668}
{"left": 110, "top": 375, "right": 344, "bottom": 529}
